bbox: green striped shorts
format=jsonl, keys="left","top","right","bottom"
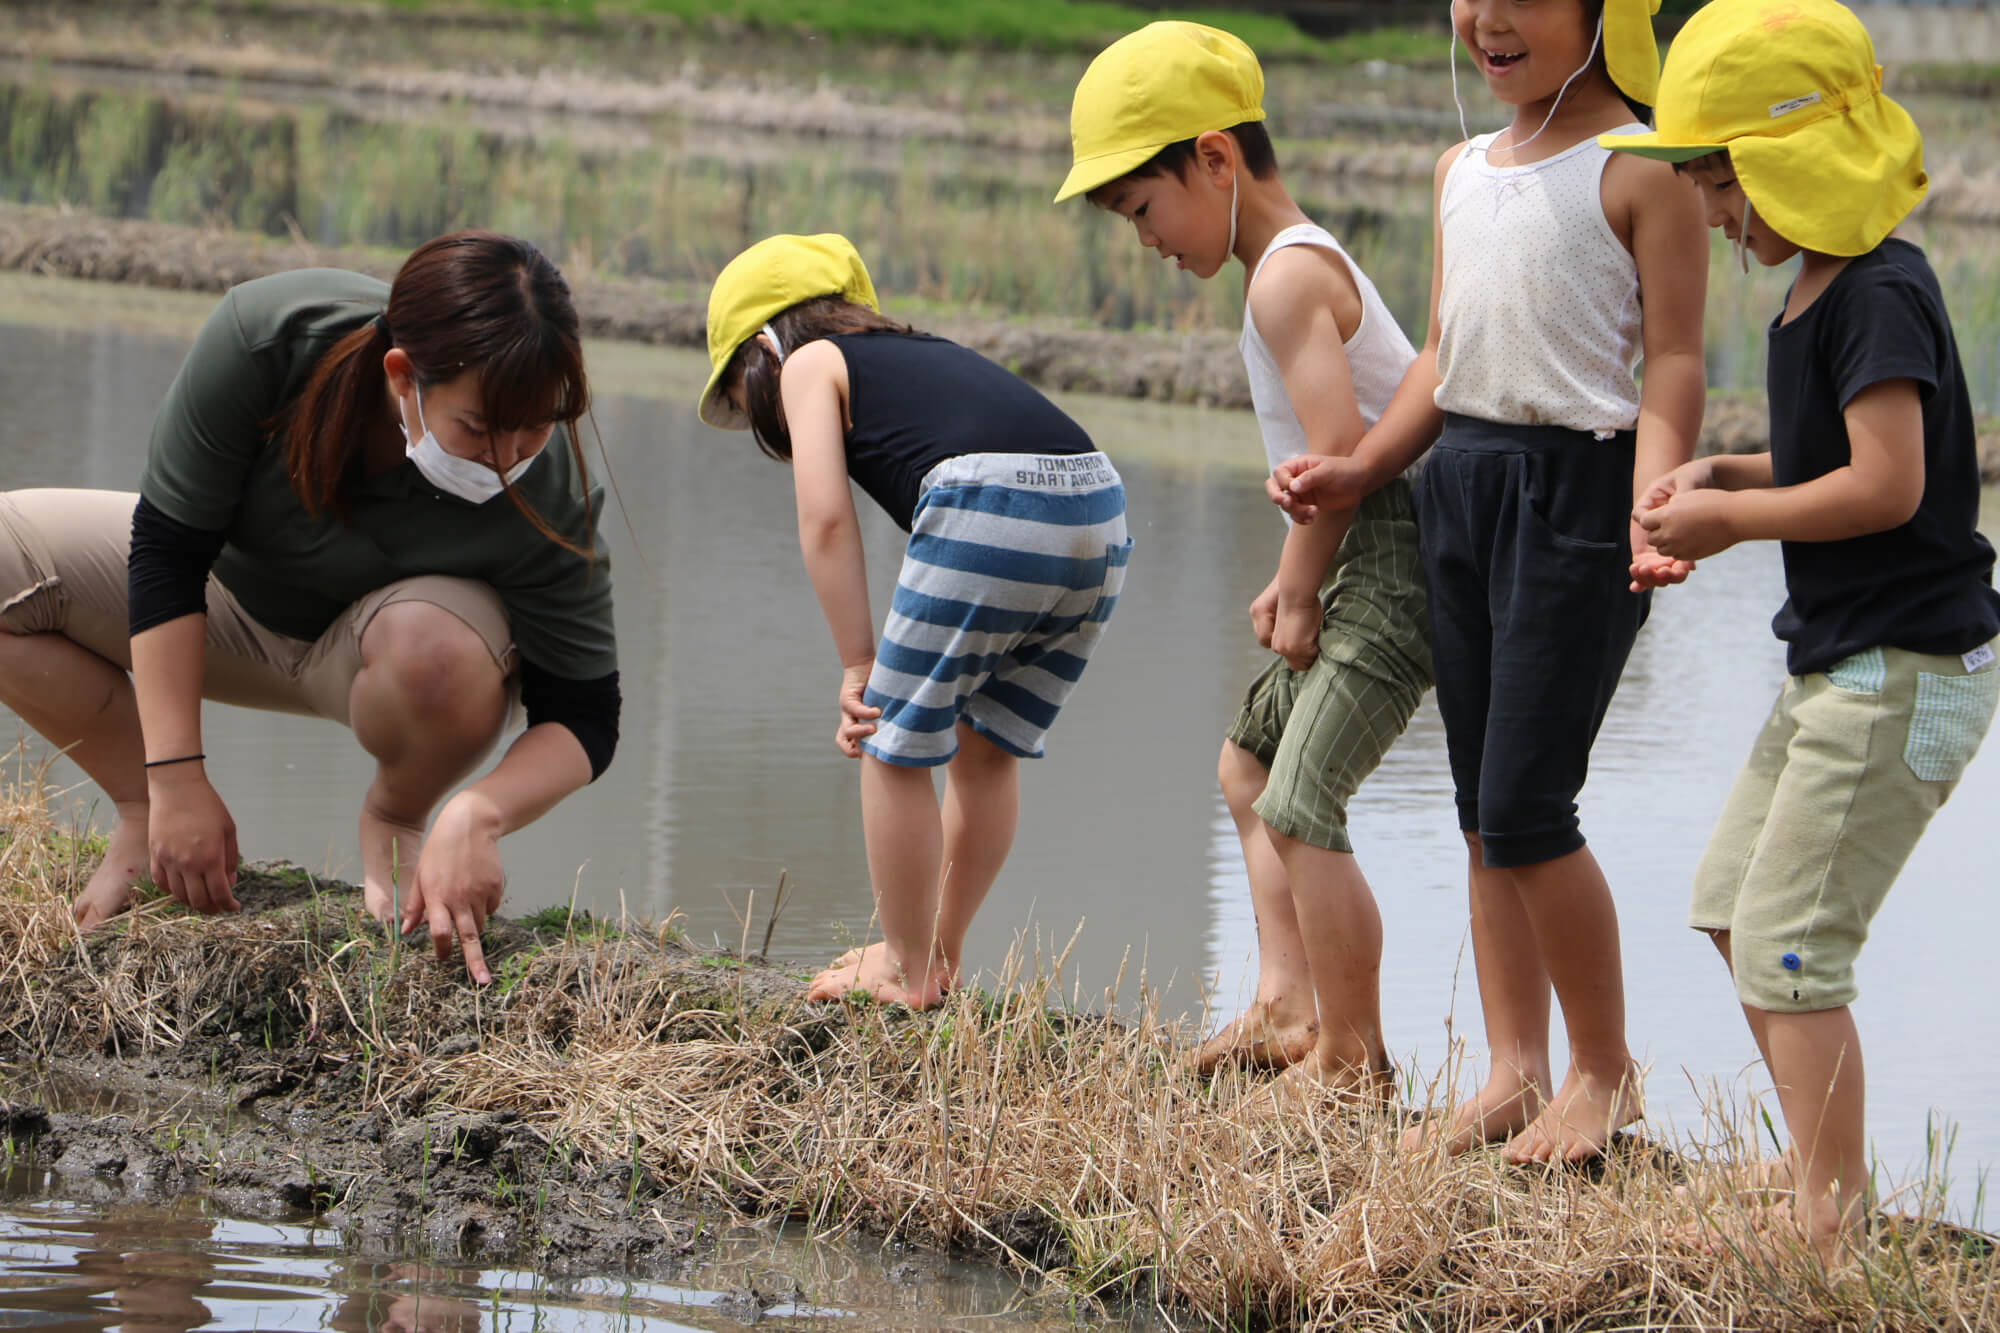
{"left": 1227, "top": 479, "right": 1433, "bottom": 852}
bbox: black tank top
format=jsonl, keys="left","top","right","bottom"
{"left": 825, "top": 331, "right": 1096, "bottom": 530}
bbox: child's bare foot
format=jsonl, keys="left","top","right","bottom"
{"left": 1507, "top": 1061, "right": 1643, "bottom": 1164}
{"left": 1401, "top": 1070, "right": 1546, "bottom": 1155}
{"left": 816, "top": 942, "right": 959, "bottom": 996}
{"left": 1675, "top": 1153, "right": 1796, "bottom": 1205}
{"left": 1191, "top": 1002, "right": 1318, "bottom": 1077}
{"left": 1255, "top": 1048, "right": 1395, "bottom": 1111}
{"left": 359, "top": 807, "right": 428, "bottom": 923}
{"left": 807, "top": 944, "right": 949, "bottom": 1009}
{"left": 71, "top": 819, "right": 149, "bottom": 930}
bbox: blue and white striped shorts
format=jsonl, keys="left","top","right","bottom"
{"left": 861, "top": 451, "right": 1132, "bottom": 767}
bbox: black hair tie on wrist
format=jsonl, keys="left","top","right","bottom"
{"left": 144, "top": 753, "right": 205, "bottom": 769}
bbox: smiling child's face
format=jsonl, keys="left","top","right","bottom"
{"left": 1090, "top": 139, "right": 1236, "bottom": 281}
{"left": 1452, "top": 0, "right": 1602, "bottom": 108}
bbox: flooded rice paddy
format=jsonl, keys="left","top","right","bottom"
{"left": 2, "top": 27, "right": 1999, "bottom": 1324}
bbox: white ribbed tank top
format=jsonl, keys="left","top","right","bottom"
{"left": 1240, "top": 222, "right": 1416, "bottom": 481}
{"left": 1433, "top": 126, "right": 1647, "bottom": 435}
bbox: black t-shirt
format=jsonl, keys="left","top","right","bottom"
{"left": 1765, "top": 240, "right": 2000, "bottom": 675}
{"left": 826, "top": 332, "right": 1096, "bottom": 530}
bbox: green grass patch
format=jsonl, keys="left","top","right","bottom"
{"left": 373, "top": 0, "right": 1442, "bottom": 62}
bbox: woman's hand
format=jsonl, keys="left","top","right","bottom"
{"left": 835, "top": 663, "right": 880, "bottom": 758}
{"left": 402, "top": 792, "right": 506, "bottom": 985}
{"left": 146, "top": 762, "right": 240, "bottom": 914}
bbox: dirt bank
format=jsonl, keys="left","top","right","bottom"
{"left": 2, "top": 782, "right": 1994, "bottom": 1331}
{"left": 7, "top": 203, "right": 1998, "bottom": 480}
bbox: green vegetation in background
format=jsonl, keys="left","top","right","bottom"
{"left": 4, "top": 78, "right": 1997, "bottom": 414}
{"left": 372, "top": 0, "right": 1446, "bottom": 62}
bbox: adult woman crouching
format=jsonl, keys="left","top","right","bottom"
{"left": 0, "top": 231, "right": 619, "bottom": 983}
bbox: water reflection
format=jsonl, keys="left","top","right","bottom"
{"left": 2, "top": 293, "right": 1997, "bottom": 1219}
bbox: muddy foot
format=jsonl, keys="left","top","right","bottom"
{"left": 1401, "top": 1074, "right": 1545, "bottom": 1156}
{"left": 1507, "top": 1062, "right": 1643, "bottom": 1165}
{"left": 1191, "top": 1003, "right": 1318, "bottom": 1077}
{"left": 72, "top": 819, "right": 149, "bottom": 930}
{"left": 359, "top": 807, "right": 427, "bottom": 924}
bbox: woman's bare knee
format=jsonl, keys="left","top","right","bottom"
{"left": 356, "top": 602, "right": 506, "bottom": 735}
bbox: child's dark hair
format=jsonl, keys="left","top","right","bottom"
{"left": 1583, "top": 0, "right": 1654, "bottom": 125}
{"left": 1671, "top": 149, "right": 1733, "bottom": 175}
{"left": 1093, "top": 121, "right": 1278, "bottom": 199}
{"left": 730, "top": 295, "right": 918, "bottom": 461}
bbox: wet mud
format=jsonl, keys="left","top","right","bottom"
{"left": 0, "top": 861, "right": 803, "bottom": 1278}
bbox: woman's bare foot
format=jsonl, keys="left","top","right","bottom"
{"left": 807, "top": 943, "right": 949, "bottom": 1009}
{"left": 359, "top": 807, "right": 428, "bottom": 923}
{"left": 815, "top": 941, "right": 958, "bottom": 997}
{"left": 1507, "top": 1061, "right": 1643, "bottom": 1164}
{"left": 1400, "top": 1070, "right": 1546, "bottom": 1155}
{"left": 1191, "top": 1001, "right": 1318, "bottom": 1077}
{"left": 72, "top": 818, "right": 149, "bottom": 930}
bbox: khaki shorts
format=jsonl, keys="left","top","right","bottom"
{"left": 0, "top": 489, "right": 516, "bottom": 726}
{"left": 1226, "top": 482, "right": 1432, "bottom": 853}
{"left": 1691, "top": 642, "right": 1999, "bottom": 1013}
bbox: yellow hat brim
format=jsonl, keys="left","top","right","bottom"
{"left": 1603, "top": 0, "right": 1661, "bottom": 107}
{"left": 1054, "top": 142, "right": 1184, "bottom": 204}
{"left": 698, "top": 360, "right": 749, "bottom": 431}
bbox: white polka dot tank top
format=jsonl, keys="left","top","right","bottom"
{"left": 1434, "top": 126, "right": 1648, "bottom": 435}
{"left": 1240, "top": 221, "right": 1417, "bottom": 478}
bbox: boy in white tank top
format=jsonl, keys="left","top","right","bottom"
{"left": 1059, "top": 22, "right": 1434, "bottom": 1102}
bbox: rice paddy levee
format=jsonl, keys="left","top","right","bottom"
{"left": 0, "top": 781, "right": 1992, "bottom": 1330}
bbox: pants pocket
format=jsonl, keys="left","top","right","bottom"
{"left": 1903, "top": 666, "right": 2000, "bottom": 782}
{"left": 1824, "top": 647, "right": 1887, "bottom": 695}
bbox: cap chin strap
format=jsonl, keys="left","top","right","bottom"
{"left": 1735, "top": 197, "right": 1755, "bottom": 274}
{"left": 1225, "top": 170, "right": 1240, "bottom": 266}
{"left": 1448, "top": 8, "right": 1606, "bottom": 162}
{"left": 760, "top": 322, "right": 786, "bottom": 364}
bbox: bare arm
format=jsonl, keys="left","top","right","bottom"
{"left": 1253, "top": 246, "right": 1366, "bottom": 669}
{"left": 131, "top": 614, "right": 240, "bottom": 914}
{"left": 782, "top": 341, "right": 874, "bottom": 670}
{"left": 1639, "top": 381, "right": 1925, "bottom": 560}
{"left": 1270, "top": 144, "right": 1460, "bottom": 521}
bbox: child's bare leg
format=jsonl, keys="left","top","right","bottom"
{"left": 1506, "top": 845, "right": 1642, "bottom": 1163}
{"left": 1753, "top": 1006, "right": 1868, "bottom": 1264}
{"left": 1194, "top": 741, "right": 1317, "bottom": 1074}
{"left": 0, "top": 628, "right": 151, "bottom": 927}
{"left": 828, "top": 722, "right": 1016, "bottom": 991}
{"left": 1405, "top": 832, "right": 1551, "bottom": 1151}
{"left": 1265, "top": 830, "right": 1391, "bottom": 1102}
{"left": 811, "top": 754, "right": 948, "bottom": 1007}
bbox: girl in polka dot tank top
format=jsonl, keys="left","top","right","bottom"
{"left": 1271, "top": 0, "right": 1707, "bottom": 1167}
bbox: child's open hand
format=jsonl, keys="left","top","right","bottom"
{"left": 1266, "top": 454, "right": 1373, "bottom": 524}
{"left": 835, "top": 663, "right": 880, "bottom": 758}
{"left": 1628, "top": 548, "right": 1696, "bottom": 593}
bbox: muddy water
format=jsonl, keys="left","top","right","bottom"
{"left": 0, "top": 1174, "right": 1133, "bottom": 1332}
{"left": 3, "top": 281, "right": 1998, "bottom": 1231}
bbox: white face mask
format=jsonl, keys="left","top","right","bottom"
{"left": 401, "top": 388, "right": 537, "bottom": 504}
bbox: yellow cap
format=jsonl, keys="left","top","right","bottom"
{"left": 1603, "top": 0, "right": 1664, "bottom": 107}
{"left": 1055, "top": 21, "right": 1265, "bottom": 205}
{"left": 1600, "top": 0, "right": 1925, "bottom": 257}
{"left": 698, "top": 233, "right": 879, "bottom": 430}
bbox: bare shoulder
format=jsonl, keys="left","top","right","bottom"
{"left": 1250, "top": 243, "right": 1363, "bottom": 344}
{"left": 1434, "top": 140, "right": 1471, "bottom": 186}
{"left": 778, "top": 336, "right": 850, "bottom": 396}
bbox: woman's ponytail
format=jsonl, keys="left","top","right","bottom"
{"left": 280, "top": 316, "right": 394, "bottom": 518}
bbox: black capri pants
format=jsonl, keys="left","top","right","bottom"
{"left": 1414, "top": 414, "right": 1650, "bottom": 869}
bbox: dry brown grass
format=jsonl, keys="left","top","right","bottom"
{"left": 1, "top": 775, "right": 1993, "bottom": 1331}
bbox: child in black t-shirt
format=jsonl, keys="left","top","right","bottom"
{"left": 1604, "top": 0, "right": 1999, "bottom": 1262}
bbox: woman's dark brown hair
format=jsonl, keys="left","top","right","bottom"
{"left": 278, "top": 230, "right": 594, "bottom": 554}
{"left": 730, "top": 295, "right": 916, "bottom": 461}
